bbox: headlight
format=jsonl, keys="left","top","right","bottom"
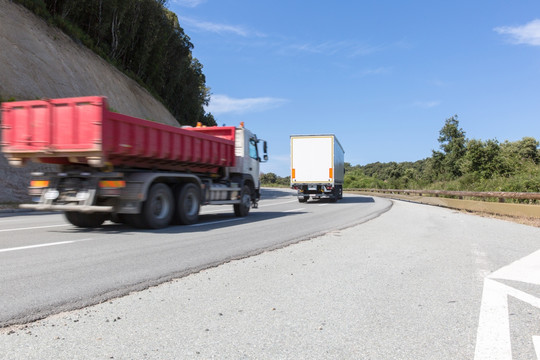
{"left": 44, "top": 190, "right": 60, "bottom": 200}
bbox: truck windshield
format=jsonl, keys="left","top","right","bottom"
{"left": 249, "top": 139, "right": 258, "bottom": 160}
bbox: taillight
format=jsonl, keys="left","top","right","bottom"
{"left": 30, "top": 180, "right": 49, "bottom": 188}
{"left": 29, "top": 180, "right": 49, "bottom": 197}
{"left": 99, "top": 180, "right": 126, "bottom": 196}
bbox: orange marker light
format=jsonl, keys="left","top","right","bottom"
{"left": 30, "top": 180, "right": 49, "bottom": 188}
{"left": 99, "top": 180, "right": 126, "bottom": 188}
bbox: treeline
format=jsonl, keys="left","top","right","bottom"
{"left": 346, "top": 116, "right": 540, "bottom": 192}
{"left": 14, "top": 0, "right": 215, "bottom": 126}
{"left": 260, "top": 173, "right": 290, "bottom": 187}
{"left": 261, "top": 116, "right": 540, "bottom": 193}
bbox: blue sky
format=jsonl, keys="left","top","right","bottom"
{"left": 168, "top": 0, "right": 540, "bottom": 177}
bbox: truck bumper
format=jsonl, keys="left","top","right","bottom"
{"left": 19, "top": 204, "right": 114, "bottom": 213}
{"left": 291, "top": 184, "right": 343, "bottom": 200}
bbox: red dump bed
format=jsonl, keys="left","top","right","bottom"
{"left": 1, "top": 96, "right": 235, "bottom": 173}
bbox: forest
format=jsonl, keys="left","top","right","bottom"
{"left": 262, "top": 116, "right": 540, "bottom": 193}
{"left": 14, "top": 0, "right": 215, "bottom": 126}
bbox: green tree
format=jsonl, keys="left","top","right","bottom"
{"left": 260, "top": 172, "right": 278, "bottom": 184}
{"left": 436, "top": 115, "right": 466, "bottom": 178}
{"left": 27, "top": 0, "right": 216, "bottom": 126}
{"left": 460, "top": 139, "right": 502, "bottom": 179}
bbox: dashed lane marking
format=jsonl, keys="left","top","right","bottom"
{"left": 0, "top": 238, "right": 94, "bottom": 253}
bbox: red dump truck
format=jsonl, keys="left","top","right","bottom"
{"left": 1, "top": 96, "right": 268, "bottom": 229}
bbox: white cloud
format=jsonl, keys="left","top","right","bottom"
{"left": 412, "top": 100, "right": 441, "bottom": 109}
{"left": 494, "top": 19, "right": 540, "bottom": 46}
{"left": 179, "top": 16, "right": 263, "bottom": 37}
{"left": 286, "top": 40, "right": 382, "bottom": 57}
{"left": 356, "top": 67, "right": 392, "bottom": 77}
{"left": 205, "top": 95, "right": 288, "bottom": 115}
{"left": 172, "top": 0, "right": 206, "bottom": 8}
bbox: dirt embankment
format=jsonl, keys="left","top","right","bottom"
{"left": 0, "top": 0, "right": 179, "bottom": 203}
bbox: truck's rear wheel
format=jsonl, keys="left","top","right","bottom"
{"left": 64, "top": 212, "right": 107, "bottom": 228}
{"left": 234, "top": 185, "right": 251, "bottom": 217}
{"left": 141, "top": 183, "right": 174, "bottom": 229}
{"left": 298, "top": 196, "right": 309, "bottom": 203}
{"left": 175, "top": 183, "right": 200, "bottom": 225}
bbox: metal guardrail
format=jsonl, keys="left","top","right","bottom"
{"left": 349, "top": 189, "right": 540, "bottom": 202}
{"left": 347, "top": 188, "right": 540, "bottom": 220}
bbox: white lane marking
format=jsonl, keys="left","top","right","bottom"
{"left": 318, "top": 203, "right": 329, "bottom": 207}
{"left": 200, "top": 208, "right": 231, "bottom": 214}
{"left": 189, "top": 218, "right": 241, "bottom": 227}
{"left": 474, "top": 248, "right": 540, "bottom": 360}
{"left": 258, "top": 200, "right": 298, "bottom": 207}
{"left": 0, "top": 238, "right": 93, "bottom": 253}
{"left": 474, "top": 279, "right": 512, "bottom": 360}
{"left": 489, "top": 248, "right": 540, "bottom": 286}
{"left": 534, "top": 336, "right": 540, "bottom": 359}
{"left": 284, "top": 208, "right": 304, "bottom": 213}
{"left": 471, "top": 243, "right": 492, "bottom": 280}
{"left": 0, "top": 224, "right": 69, "bottom": 233}
{"left": 200, "top": 199, "right": 298, "bottom": 215}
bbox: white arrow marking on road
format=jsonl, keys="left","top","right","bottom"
{"left": 474, "top": 279, "right": 512, "bottom": 360}
{"left": 489, "top": 248, "right": 540, "bottom": 286}
{"left": 474, "top": 248, "right": 540, "bottom": 360}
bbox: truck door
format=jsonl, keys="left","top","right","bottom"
{"left": 247, "top": 137, "right": 260, "bottom": 188}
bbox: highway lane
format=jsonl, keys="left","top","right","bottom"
{"left": 0, "top": 188, "right": 391, "bottom": 327}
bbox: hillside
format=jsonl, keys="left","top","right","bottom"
{"left": 0, "top": 0, "right": 179, "bottom": 203}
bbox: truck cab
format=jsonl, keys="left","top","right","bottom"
{"left": 231, "top": 125, "right": 268, "bottom": 204}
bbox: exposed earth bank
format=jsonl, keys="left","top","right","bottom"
{"left": 0, "top": 0, "right": 179, "bottom": 203}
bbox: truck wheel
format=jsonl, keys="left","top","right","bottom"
{"left": 64, "top": 212, "right": 107, "bottom": 228}
{"left": 298, "top": 196, "right": 309, "bottom": 203}
{"left": 234, "top": 185, "right": 251, "bottom": 217}
{"left": 141, "top": 183, "right": 174, "bottom": 229}
{"left": 175, "top": 183, "right": 200, "bottom": 225}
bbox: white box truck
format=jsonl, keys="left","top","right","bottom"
{"left": 290, "top": 135, "right": 345, "bottom": 202}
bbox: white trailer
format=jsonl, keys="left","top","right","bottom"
{"left": 290, "top": 135, "right": 345, "bottom": 202}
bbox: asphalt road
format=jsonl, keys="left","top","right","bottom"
{"left": 0, "top": 188, "right": 391, "bottom": 327}
{"left": 1, "top": 189, "right": 540, "bottom": 359}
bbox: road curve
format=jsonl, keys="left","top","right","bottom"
{"left": 0, "top": 188, "right": 391, "bottom": 327}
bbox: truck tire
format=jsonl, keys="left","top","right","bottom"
{"left": 175, "top": 183, "right": 200, "bottom": 225}
{"left": 234, "top": 185, "right": 252, "bottom": 217}
{"left": 298, "top": 196, "right": 309, "bottom": 203}
{"left": 64, "top": 211, "right": 107, "bottom": 228}
{"left": 141, "top": 183, "right": 174, "bottom": 229}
